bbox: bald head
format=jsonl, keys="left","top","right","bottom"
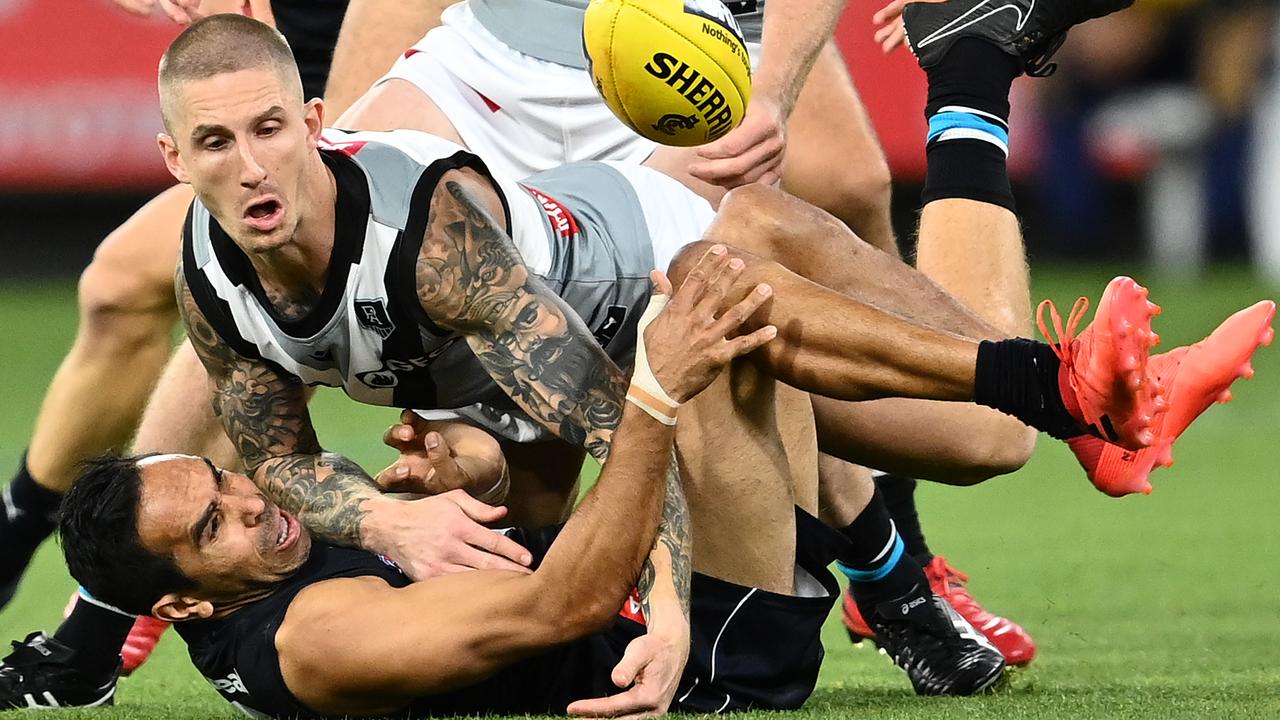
{"left": 158, "top": 13, "right": 304, "bottom": 132}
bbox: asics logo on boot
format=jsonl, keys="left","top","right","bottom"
{"left": 918, "top": 0, "right": 1038, "bottom": 49}
{"left": 900, "top": 596, "right": 928, "bottom": 615}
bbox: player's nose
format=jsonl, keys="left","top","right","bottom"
{"left": 235, "top": 493, "right": 268, "bottom": 526}
{"left": 237, "top": 140, "right": 268, "bottom": 188}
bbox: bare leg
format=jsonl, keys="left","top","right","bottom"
{"left": 779, "top": 43, "right": 896, "bottom": 255}
{"left": 817, "top": 454, "right": 874, "bottom": 528}
{"left": 323, "top": 0, "right": 455, "bottom": 117}
{"left": 131, "top": 340, "right": 239, "bottom": 469}
{"left": 814, "top": 198, "right": 1038, "bottom": 483}
{"left": 669, "top": 187, "right": 984, "bottom": 404}
{"left": 26, "top": 184, "right": 192, "bottom": 493}
{"left": 499, "top": 441, "right": 584, "bottom": 528}
{"left": 674, "top": 361, "right": 818, "bottom": 594}
{"left": 671, "top": 185, "right": 1036, "bottom": 479}
{"left": 918, "top": 199, "right": 1030, "bottom": 338}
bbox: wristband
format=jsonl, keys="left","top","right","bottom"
{"left": 627, "top": 291, "right": 681, "bottom": 425}
{"left": 474, "top": 460, "right": 511, "bottom": 504}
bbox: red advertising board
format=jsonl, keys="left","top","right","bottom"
{"left": 0, "top": 0, "right": 179, "bottom": 189}
{"left": 835, "top": 3, "right": 930, "bottom": 180}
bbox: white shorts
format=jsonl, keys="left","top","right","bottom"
{"left": 378, "top": 2, "right": 762, "bottom": 181}
{"left": 380, "top": 3, "right": 657, "bottom": 180}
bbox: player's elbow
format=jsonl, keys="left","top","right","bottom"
{"left": 564, "top": 592, "right": 624, "bottom": 636}
{"left": 529, "top": 577, "right": 626, "bottom": 640}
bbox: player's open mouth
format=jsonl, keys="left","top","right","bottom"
{"left": 276, "top": 509, "right": 299, "bottom": 551}
{"left": 244, "top": 198, "right": 283, "bottom": 231}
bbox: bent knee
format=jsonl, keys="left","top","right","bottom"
{"left": 717, "top": 184, "right": 798, "bottom": 238}
{"left": 947, "top": 423, "right": 1038, "bottom": 485}
{"left": 78, "top": 243, "right": 177, "bottom": 343}
{"left": 667, "top": 240, "right": 719, "bottom": 284}
{"left": 797, "top": 160, "right": 891, "bottom": 229}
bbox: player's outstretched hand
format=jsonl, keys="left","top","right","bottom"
{"left": 376, "top": 411, "right": 470, "bottom": 494}
{"left": 370, "top": 490, "right": 533, "bottom": 580}
{"left": 688, "top": 96, "right": 786, "bottom": 189}
{"left": 566, "top": 628, "right": 690, "bottom": 719}
{"left": 642, "top": 245, "right": 776, "bottom": 403}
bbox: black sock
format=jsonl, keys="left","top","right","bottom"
{"left": 921, "top": 38, "right": 1023, "bottom": 211}
{"left": 924, "top": 37, "right": 1022, "bottom": 121}
{"left": 837, "top": 488, "right": 927, "bottom": 604}
{"left": 974, "top": 338, "right": 1085, "bottom": 440}
{"left": 876, "top": 473, "right": 933, "bottom": 565}
{"left": 1, "top": 455, "right": 63, "bottom": 587}
{"left": 53, "top": 591, "right": 135, "bottom": 677}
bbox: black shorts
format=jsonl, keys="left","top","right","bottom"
{"left": 501, "top": 507, "right": 847, "bottom": 714}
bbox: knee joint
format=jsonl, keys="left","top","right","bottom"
{"left": 77, "top": 254, "right": 174, "bottom": 343}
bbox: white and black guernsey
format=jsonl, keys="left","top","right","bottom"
{"left": 182, "top": 129, "right": 659, "bottom": 439}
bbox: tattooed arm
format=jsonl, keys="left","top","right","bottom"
{"left": 416, "top": 170, "right": 706, "bottom": 712}
{"left": 175, "top": 265, "right": 381, "bottom": 548}
{"left": 415, "top": 170, "right": 689, "bottom": 594}
{"left": 175, "top": 266, "right": 534, "bottom": 579}
{"left": 416, "top": 170, "right": 628, "bottom": 462}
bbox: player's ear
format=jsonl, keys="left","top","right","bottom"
{"left": 157, "top": 133, "right": 190, "bottom": 184}
{"left": 153, "top": 593, "right": 213, "bottom": 622}
{"left": 304, "top": 98, "right": 324, "bottom": 149}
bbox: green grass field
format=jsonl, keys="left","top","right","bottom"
{"left": 0, "top": 265, "right": 1277, "bottom": 719}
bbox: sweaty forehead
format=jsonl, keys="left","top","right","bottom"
{"left": 135, "top": 458, "right": 215, "bottom": 553}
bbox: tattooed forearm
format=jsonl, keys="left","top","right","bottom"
{"left": 637, "top": 451, "right": 693, "bottom": 620}
{"left": 256, "top": 453, "right": 380, "bottom": 547}
{"left": 176, "top": 267, "right": 381, "bottom": 548}
{"left": 417, "top": 176, "right": 626, "bottom": 459}
{"left": 415, "top": 175, "right": 689, "bottom": 617}
{"left": 178, "top": 269, "right": 319, "bottom": 468}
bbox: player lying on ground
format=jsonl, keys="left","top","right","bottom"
{"left": 0, "top": 0, "right": 1022, "bottom": 685}
{"left": 0, "top": 7, "right": 1269, "bottom": 712}
{"left": 0, "top": 0, "right": 1005, "bottom": 695}
{"left": 57, "top": 259, "right": 849, "bottom": 718}
{"left": 151, "top": 8, "right": 1273, "bottom": 695}
{"left": 333, "top": 0, "right": 1035, "bottom": 662}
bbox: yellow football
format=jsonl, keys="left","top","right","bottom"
{"left": 583, "top": 0, "right": 752, "bottom": 147}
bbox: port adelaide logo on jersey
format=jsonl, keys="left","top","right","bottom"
{"left": 355, "top": 298, "right": 395, "bottom": 339}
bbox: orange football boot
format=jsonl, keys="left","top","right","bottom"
{"left": 1038, "top": 276, "right": 1164, "bottom": 451}
{"left": 1068, "top": 300, "right": 1276, "bottom": 496}
{"left": 841, "top": 557, "right": 1037, "bottom": 667}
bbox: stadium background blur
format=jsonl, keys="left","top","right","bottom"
{"left": 0, "top": 0, "right": 1277, "bottom": 717}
